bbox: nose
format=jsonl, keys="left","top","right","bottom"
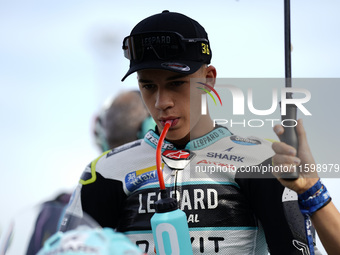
{"left": 155, "top": 88, "right": 174, "bottom": 111}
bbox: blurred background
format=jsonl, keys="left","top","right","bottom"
{"left": 1, "top": 0, "right": 339, "bottom": 254}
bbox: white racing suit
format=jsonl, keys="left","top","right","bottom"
{"left": 62, "top": 126, "right": 319, "bottom": 254}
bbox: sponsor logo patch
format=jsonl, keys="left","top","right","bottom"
{"left": 163, "top": 150, "right": 192, "bottom": 160}
{"left": 206, "top": 152, "right": 244, "bottom": 162}
{"left": 162, "top": 150, "right": 195, "bottom": 170}
{"left": 196, "top": 159, "right": 235, "bottom": 170}
{"left": 230, "top": 135, "right": 261, "bottom": 146}
{"left": 125, "top": 164, "right": 164, "bottom": 192}
{"left": 145, "top": 132, "right": 174, "bottom": 150}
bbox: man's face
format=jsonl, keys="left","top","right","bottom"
{"left": 137, "top": 67, "right": 215, "bottom": 144}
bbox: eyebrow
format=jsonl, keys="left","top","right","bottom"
{"left": 166, "top": 74, "right": 188, "bottom": 80}
{"left": 138, "top": 74, "right": 188, "bottom": 83}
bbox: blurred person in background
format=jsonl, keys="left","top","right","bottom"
{"left": 25, "top": 193, "right": 71, "bottom": 255}
{"left": 1, "top": 90, "right": 154, "bottom": 255}
{"left": 93, "top": 90, "right": 155, "bottom": 152}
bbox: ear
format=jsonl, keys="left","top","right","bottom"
{"left": 205, "top": 65, "right": 217, "bottom": 89}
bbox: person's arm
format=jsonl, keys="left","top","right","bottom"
{"left": 60, "top": 152, "right": 127, "bottom": 231}
{"left": 311, "top": 200, "right": 340, "bottom": 254}
{"left": 272, "top": 119, "right": 340, "bottom": 254}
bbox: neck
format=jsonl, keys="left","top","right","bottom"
{"left": 190, "top": 115, "right": 215, "bottom": 140}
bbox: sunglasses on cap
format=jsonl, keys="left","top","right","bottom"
{"left": 122, "top": 31, "right": 210, "bottom": 62}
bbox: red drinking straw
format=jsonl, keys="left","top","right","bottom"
{"left": 156, "top": 120, "right": 172, "bottom": 190}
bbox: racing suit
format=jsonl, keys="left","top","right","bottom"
{"left": 62, "top": 126, "right": 319, "bottom": 254}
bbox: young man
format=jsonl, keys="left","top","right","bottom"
{"left": 62, "top": 11, "right": 339, "bottom": 254}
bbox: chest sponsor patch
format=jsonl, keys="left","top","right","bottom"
{"left": 162, "top": 150, "right": 195, "bottom": 170}
{"left": 125, "top": 164, "right": 164, "bottom": 192}
{"left": 163, "top": 150, "right": 192, "bottom": 159}
{"left": 145, "top": 132, "right": 174, "bottom": 150}
{"left": 230, "top": 135, "right": 261, "bottom": 146}
{"left": 196, "top": 159, "right": 236, "bottom": 171}
{"left": 206, "top": 152, "right": 244, "bottom": 162}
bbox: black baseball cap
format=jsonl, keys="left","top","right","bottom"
{"left": 121, "top": 10, "right": 212, "bottom": 81}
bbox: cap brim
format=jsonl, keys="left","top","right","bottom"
{"left": 121, "top": 59, "right": 203, "bottom": 81}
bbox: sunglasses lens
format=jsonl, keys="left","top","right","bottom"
{"left": 123, "top": 32, "right": 207, "bottom": 61}
{"left": 124, "top": 32, "right": 184, "bottom": 61}
{"left": 124, "top": 36, "right": 144, "bottom": 61}
{"left": 147, "top": 33, "right": 182, "bottom": 59}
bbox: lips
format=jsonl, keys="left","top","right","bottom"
{"left": 160, "top": 118, "right": 179, "bottom": 127}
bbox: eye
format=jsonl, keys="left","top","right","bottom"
{"left": 141, "top": 84, "right": 156, "bottom": 90}
{"left": 170, "top": 80, "right": 185, "bottom": 87}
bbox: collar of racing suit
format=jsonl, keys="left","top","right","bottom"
{"left": 144, "top": 125, "right": 233, "bottom": 151}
